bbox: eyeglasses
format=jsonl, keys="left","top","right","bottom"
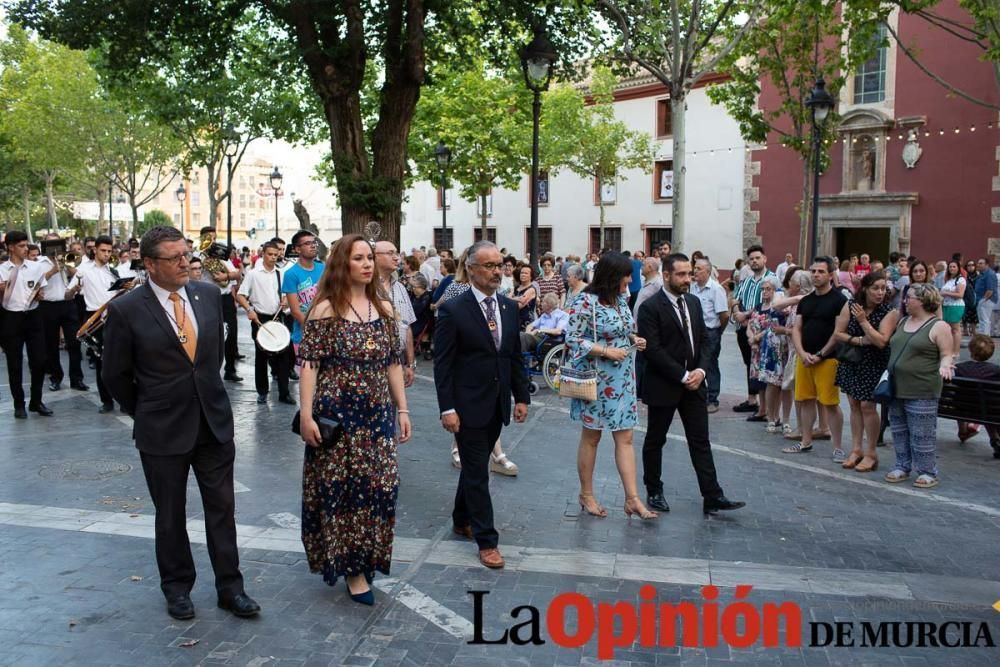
{"left": 298, "top": 240, "right": 318, "bottom": 247}
{"left": 151, "top": 253, "right": 191, "bottom": 266}
{"left": 376, "top": 251, "right": 400, "bottom": 257}
{"left": 471, "top": 262, "right": 503, "bottom": 271}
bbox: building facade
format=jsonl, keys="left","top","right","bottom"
{"left": 750, "top": 1, "right": 1000, "bottom": 264}
{"left": 401, "top": 77, "right": 747, "bottom": 266}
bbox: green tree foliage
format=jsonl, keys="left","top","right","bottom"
{"left": 541, "top": 67, "right": 654, "bottom": 249}
{"left": 140, "top": 209, "right": 173, "bottom": 236}
{"left": 409, "top": 65, "right": 532, "bottom": 234}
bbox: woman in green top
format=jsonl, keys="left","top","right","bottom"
{"left": 884, "top": 283, "right": 955, "bottom": 489}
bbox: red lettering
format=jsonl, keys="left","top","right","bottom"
{"left": 659, "top": 602, "right": 700, "bottom": 647}
{"left": 762, "top": 601, "right": 802, "bottom": 647}
{"left": 597, "top": 602, "right": 637, "bottom": 659}
{"left": 720, "top": 585, "right": 760, "bottom": 648}
{"left": 638, "top": 585, "right": 657, "bottom": 647}
{"left": 701, "top": 585, "right": 719, "bottom": 647}
{"left": 547, "top": 592, "right": 594, "bottom": 648}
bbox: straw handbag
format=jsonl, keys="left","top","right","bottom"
{"left": 558, "top": 299, "right": 599, "bottom": 401}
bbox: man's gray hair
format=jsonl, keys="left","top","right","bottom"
{"left": 466, "top": 240, "right": 499, "bottom": 265}
{"left": 566, "top": 263, "right": 585, "bottom": 280}
{"left": 695, "top": 257, "right": 713, "bottom": 272}
{"left": 140, "top": 226, "right": 185, "bottom": 259}
{"left": 409, "top": 272, "right": 428, "bottom": 289}
{"left": 427, "top": 247, "right": 438, "bottom": 257}
{"left": 541, "top": 293, "right": 561, "bottom": 309}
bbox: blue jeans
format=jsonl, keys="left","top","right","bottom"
{"left": 702, "top": 326, "right": 723, "bottom": 405}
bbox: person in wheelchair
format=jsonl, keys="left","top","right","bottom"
{"left": 520, "top": 293, "right": 568, "bottom": 363}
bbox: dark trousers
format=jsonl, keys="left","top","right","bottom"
{"left": 736, "top": 326, "right": 762, "bottom": 396}
{"left": 77, "top": 295, "right": 96, "bottom": 363}
{"left": 702, "top": 327, "right": 723, "bottom": 405}
{"left": 453, "top": 400, "right": 503, "bottom": 550}
{"left": 283, "top": 313, "right": 297, "bottom": 372}
{"left": 139, "top": 410, "right": 244, "bottom": 599}
{"left": 84, "top": 310, "right": 114, "bottom": 406}
{"left": 642, "top": 392, "right": 724, "bottom": 499}
{"left": 250, "top": 313, "right": 290, "bottom": 397}
{"left": 1, "top": 309, "right": 46, "bottom": 407}
{"left": 222, "top": 293, "right": 238, "bottom": 374}
{"left": 40, "top": 300, "right": 83, "bottom": 384}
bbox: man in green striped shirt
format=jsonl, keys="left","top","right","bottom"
{"left": 730, "top": 244, "right": 776, "bottom": 420}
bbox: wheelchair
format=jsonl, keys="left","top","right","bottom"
{"left": 520, "top": 333, "right": 565, "bottom": 395}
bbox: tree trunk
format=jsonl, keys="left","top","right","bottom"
{"left": 130, "top": 193, "right": 140, "bottom": 240}
{"left": 798, "top": 152, "right": 813, "bottom": 266}
{"left": 670, "top": 94, "right": 687, "bottom": 251}
{"left": 206, "top": 158, "right": 220, "bottom": 229}
{"left": 23, "top": 185, "right": 32, "bottom": 242}
{"left": 480, "top": 192, "right": 488, "bottom": 234}
{"left": 45, "top": 173, "right": 57, "bottom": 231}
{"left": 598, "top": 197, "right": 606, "bottom": 250}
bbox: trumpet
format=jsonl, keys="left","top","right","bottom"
{"left": 76, "top": 281, "right": 138, "bottom": 358}
{"left": 62, "top": 252, "right": 79, "bottom": 269}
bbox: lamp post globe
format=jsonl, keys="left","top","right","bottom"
{"left": 520, "top": 24, "right": 558, "bottom": 264}
{"left": 434, "top": 141, "right": 451, "bottom": 245}
{"left": 270, "top": 166, "right": 283, "bottom": 237}
{"left": 223, "top": 126, "right": 240, "bottom": 249}
{"left": 805, "top": 76, "right": 835, "bottom": 260}
{"left": 175, "top": 182, "right": 187, "bottom": 231}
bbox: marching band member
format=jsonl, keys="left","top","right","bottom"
{"left": 235, "top": 241, "right": 293, "bottom": 405}
{"left": 0, "top": 230, "right": 52, "bottom": 418}
{"left": 37, "top": 234, "right": 87, "bottom": 392}
{"left": 66, "top": 235, "right": 123, "bottom": 413}
{"left": 198, "top": 227, "right": 242, "bottom": 382}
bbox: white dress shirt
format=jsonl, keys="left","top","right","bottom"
{"left": 690, "top": 279, "right": 729, "bottom": 329}
{"left": 237, "top": 265, "right": 283, "bottom": 314}
{"left": 148, "top": 279, "right": 200, "bottom": 337}
{"left": 68, "top": 262, "right": 117, "bottom": 311}
{"left": 0, "top": 259, "right": 47, "bottom": 312}
{"left": 662, "top": 287, "right": 703, "bottom": 383}
{"left": 36, "top": 256, "right": 68, "bottom": 302}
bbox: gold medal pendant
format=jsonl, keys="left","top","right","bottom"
{"left": 178, "top": 331, "right": 188, "bottom": 344}
{"left": 488, "top": 320, "right": 497, "bottom": 331}
{"left": 365, "top": 338, "right": 377, "bottom": 351}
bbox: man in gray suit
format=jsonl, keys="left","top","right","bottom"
{"left": 102, "top": 226, "right": 259, "bottom": 621}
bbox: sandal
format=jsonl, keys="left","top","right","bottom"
{"left": 783, "top": 430, "right": 802, "bottom": 440}
{"left": 842, "top": 452, "right": 863, "bottom": 469}
{"left": 450, "top": 445, "right": 461, "bottom": 469}
{"left": 578, "top": 493, "right": 608, "bottom": 517}
{"left": 913, "top": 474, "right": 938, "bottom": 489}
{"left": 812, "top": 430, "right": 832, "bottom": 440}
{"left": 490, "top": 453, "right": 518, "bottom": 476}
{"left": 884, "top": 469, "right": 909, "bottom": 483}
{"left": 782, "top": 423, "right": 794, "bottom": 436}
{"left": 854, "top": 457, "right": 878, "bottom": 473}
{"left": 766, "top": 421, "right": 782, "bottom": 434}
{"left": 624, "top": 496, "right": 657, "bottom": 520}
{"left": 781, "top": 443, "right": 813, "bottom": 454}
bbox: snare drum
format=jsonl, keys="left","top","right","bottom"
{"left": 257, "top": 319, "right": 291, "bottom": 354}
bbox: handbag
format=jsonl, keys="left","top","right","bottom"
{"left": 872, "top": 316, "right": 937, "bottom": 404}
{"left": 559, "top": 297, "right": 599, "bottom": 401}
{"left": 834, "top": 343, "right": 865, "bottom": 365}
{"left": 291, "top": 410, "right": 343, "bottom": 447}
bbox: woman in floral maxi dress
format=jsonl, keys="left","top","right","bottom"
{"left": 298, "top": 235, "right": 411, "bottom": 606}
{"left": 565, "top": 252, "right": 655, "bottom": 520}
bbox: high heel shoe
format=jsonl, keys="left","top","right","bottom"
{"left": 346, "top": 577, "right": 374, "bottom": 606}
{"left": 578, "top": 494, "right": 607, "bottom": 517}
{"left": 624, "top": 496, "right": 657, "bottom": 520}
{"left": 855, "top": 457, "right": 879, "bottom": 473}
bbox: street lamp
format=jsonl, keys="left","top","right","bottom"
{"left": 805, "top": 75, "right": 834, "bottom": 260}
{"left": 269, "top": 166, "right": 283, "bottom": 237}
{"left": 434, "top": 140, "right": 451, "bottom": 247}
{"left": 175, "top": 182, "right": 187, "bottom": 230}
{"left": 520, "top": 24, "right": 558, "bottom": 263}
{"left": 223, "top": 126, "right": 240, "bottom": 250}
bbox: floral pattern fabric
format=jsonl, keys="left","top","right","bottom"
{"left": 565, "top": 293, "right": 638, "bottom": 431}
{"left": 297, "top": 316, "right": 399, "bottom": 586}
{"left": 748, "top": 306, "right": 788, "bottom": 385}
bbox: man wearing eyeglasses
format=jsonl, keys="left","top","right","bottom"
{"left": 281, "top": 230, "right": 325, "bottom": 360}
{"left": 375, "top": 240, "right": 416, "bottom": 387}
{"left": 101, "top": 225, "right": 260, "bottom": 622}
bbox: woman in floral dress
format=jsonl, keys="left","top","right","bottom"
{"left": 565, "top": 252, "right": 655, "bottom": 520}
{"left": 747, "top": 277, "right": 789, "bottom": 432}
{"left": 298, "top": 234, "right": 411, "bottom": 606}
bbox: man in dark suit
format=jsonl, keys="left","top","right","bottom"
{"left": 434, "top": 241, "right": 530, "bottom": 569}
{"left": 637, "top": 253, "right": 746, "bottom": 515}
{"left": 102, "top": 226, "right": 260, "bottom": 621}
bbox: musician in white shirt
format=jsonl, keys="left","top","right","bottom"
{"left": 37, "top": 235, "right": 87, "bottom": 392}
{"left": 236, "top": 242, "right": 292, "bottom": 405}
{"left": 66, "top": 235, "right": 127, "bottom": 413}
{"left": 198, "top": 227, "right": 242, "bottom": 382}
{"left": 0, "top": 230, "right": 52, "bottom": 417}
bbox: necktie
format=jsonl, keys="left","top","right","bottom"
{"left": 482, "top": 296, "right": 501, "bottom": 350}
{"left": 2, "top": 264, "right": 20, "bottom": 309}
{"left": 676, "top": 296, "right": 694, "bottom": 362}
{"left": 168, "top": 292, "right": 198, "bottom": 362}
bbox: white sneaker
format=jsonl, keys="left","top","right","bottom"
{"left": 782, "top": 423, "right": 794, "bottom": 435}
{"left": 766, "top": 421, "right": 782, "bottom": 433}
{"left": 490, "top": 453, "right": 518, "bottom": 476}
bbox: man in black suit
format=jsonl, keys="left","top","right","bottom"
{"left": 102, "top": 226, "right": 260, "bottom": 621}
{"left": 637, "top": 253, "right": 745, "bottom": 515}
{"left": 434, "top": 241, "right": 530, "bottom": 569}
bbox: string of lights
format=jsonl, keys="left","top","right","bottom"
{"left": 680, "top": 118, "right": 1000, "bottom": 157}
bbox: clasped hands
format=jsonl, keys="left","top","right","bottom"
{"left": 440, "top": 402, "right": 528, "bottom": 434}
{"left": 684, "top": 368, "right": 705, "bottom": 391}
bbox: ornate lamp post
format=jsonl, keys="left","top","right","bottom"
{"left": 520, "top": 25, "right": 558, "bottom": 264}
{"left": 434, "top": 140, "right": 451, "bottom": 247}
{"left": 223, "top": 126, "right": 240, "bottom": 250}
{"left": 269, "top": 166, "right": 283, "bottom": 237}
{"left": 175, "top": 182, "right": 187, "bottom": 230}
{"left": 805, "top": 76, "right": 834, "bottom": 260}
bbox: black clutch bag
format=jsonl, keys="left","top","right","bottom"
{"left": 291, "top": 410, "right": 343, "bottom": 446}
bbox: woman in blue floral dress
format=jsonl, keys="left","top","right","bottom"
{"left": 747, "top": 277, "right": 790, "bottom": 431}
{"left": 298, "top": 234, "right": 411, "bottom": 606}
{"left": 565, "top": 252, "right": 656, "bottom": 520}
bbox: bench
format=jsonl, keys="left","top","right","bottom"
{"left": 937, "top": 377, "right": 1000, "bottom": 427}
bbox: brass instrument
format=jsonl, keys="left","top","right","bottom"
{"left": 76, "top": 281, "right": 137, "bottom": 358}
{"left": 199, "top": 232, "right": 231, "bottom": 288}
{"left": 63, "top": 252, "right": 79, "bottom": 269}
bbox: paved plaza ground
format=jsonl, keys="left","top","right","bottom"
{"left": 1, "top": 321, "right": 999, "bottom": 666}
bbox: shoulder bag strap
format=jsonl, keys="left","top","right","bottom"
{"left": 889, "top": 316, "right": 937, "bottom": 372}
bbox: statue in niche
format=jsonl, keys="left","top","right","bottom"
{"left": 852, "top": 135, "right": 877, "bottom": 191}
{"left": 902, "top": 129, "right": 923, "bottom": 169}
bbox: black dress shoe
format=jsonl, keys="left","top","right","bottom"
{"left": 28, "top": 403, "right": 54, "bottom": 417}
{"left": 166, "top": 594, "right": 195, "bottom": 620}
{"left": 98, "top": 402, "right": 115, "bottom": 414}
{"left": 217, "top": 593, "right": 260, "bottom": 618}
{"left": 48, "top": 380, "right": 62, "bottom": 391}
{"left": 224, "top": 373, "right": 243, "bottom": 383}
{"left": 70, "top": 381, "right": 89, "bottom": 391}
{"left": 14, "top": 406, "right": 27, "bottom": 419}
{"left": 288, "top": 369, "right": 300, "bottom": 381}
{"left": 703, "top": 496, "right": 747, "bottom": 514}
{"left": 256, "top": 393, "right": 268, "bottom": 404}
{"left": 732, "top": 400, "right": 757, "bottom": 413}
{"left": 746, "top": 413, "right": 768, "bottom": 422}
{"left": 236, "top": 353, "right": 247, "bottom": 360}
{"left": 277, "top": 395, "right": 296, "bottom": 406}
{"left": 646, "top": 493, "right": 670, "bottom": 512}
